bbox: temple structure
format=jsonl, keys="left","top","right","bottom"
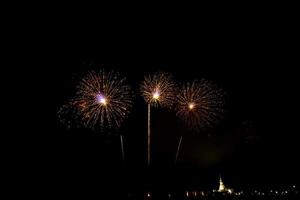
{"left": 217, "top": 175, "right": 233, "bottom": 194}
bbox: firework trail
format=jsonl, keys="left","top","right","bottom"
{"left": 174, "top": 79, "right": 224, "bottom": 163}
{"left": 58, "top": 69, "right": 133, "bottom": 162}
{"left": 140, "top": 72, "right": 176, "bottom": 165}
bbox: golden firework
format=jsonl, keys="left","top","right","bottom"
{"left": 140, "top": 72, "right": 176, "bottom": 108}
{"left": 71, "top": 69, "right": 133, "bottom": 129}
{"left": 176, "top": 80, "right": 223, "bottom": 130}
{"left": 140, "top": 71, "right": 176, "bottom": 165}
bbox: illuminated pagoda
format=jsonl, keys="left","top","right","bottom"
{"left": 217, "top": 175, "right": 233, "bottom": 194}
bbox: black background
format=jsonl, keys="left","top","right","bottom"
{"left": 18, "top": 13, "right": 299, "bottom": 198}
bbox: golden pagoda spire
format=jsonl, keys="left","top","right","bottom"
{"left": 218, "top": 174, "right": 225, "bottom": 192}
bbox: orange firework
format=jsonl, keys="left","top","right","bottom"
{"left": 174, "top": 79, "right": 224, "bottom": 163}
{"left": 140, "top": 72, "right": 176, "bottom": 108}
{"left": 176, "top": 80, "right": 223, "bottom": 130}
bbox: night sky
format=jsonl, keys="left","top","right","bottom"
{"left": 25, "top": 20, "right": 298, "bottom": 197}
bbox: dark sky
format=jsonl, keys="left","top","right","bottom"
{"left": 26, "top": 18, "right": 298, "bottom": 197}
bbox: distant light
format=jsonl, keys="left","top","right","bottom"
{"left": 186, "top": 191, "right": 189, "bottom": 197}
{"left": 228, "top": 189, "right": 232, "bottom": 194}
{"left": 147, "top": 193, "right": 151, "bottom": 197}
{"left": 293, "top": 185, "right": 296, "bottom": 188}
{"left": 96, "top": 94, "right": 107, "bottom": 105}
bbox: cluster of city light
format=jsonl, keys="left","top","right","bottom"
{"left": 250, "top": 186, "right": 298, "bottom": 196}
{"left": 185, "top": 191, "right": 206, "bottom": 197}
{"left": 144, "top": 185, "right": 298, "bottom": 199}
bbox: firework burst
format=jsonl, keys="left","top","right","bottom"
{"left": 63, "top": 69, "right": 133, "bottom": 129}
{"left": 140, "top": 72, "right": 176, "bottom": 107}
{"left": 140, "top": 72, "right": 176, "bottom": 165}
{"left": 175, "top": 80, "right": 224, "bottom": 130}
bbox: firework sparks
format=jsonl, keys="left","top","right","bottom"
{"left": 175, "top": 80, "right": 224, "bottom": 130}
{"left": 57, "top": 103, "right": 83, "bottom": 129}
{"left": 140, "top": 72, "right": 176, "bottom": 107}
{"left": 174, "top": 80, "right": 224, "bottom": 163}
{"left": 63, "top": 69, "right": 133, "bottom": 129}
{"left": 140, "top": 72, "right": 176, "bottom": 165}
